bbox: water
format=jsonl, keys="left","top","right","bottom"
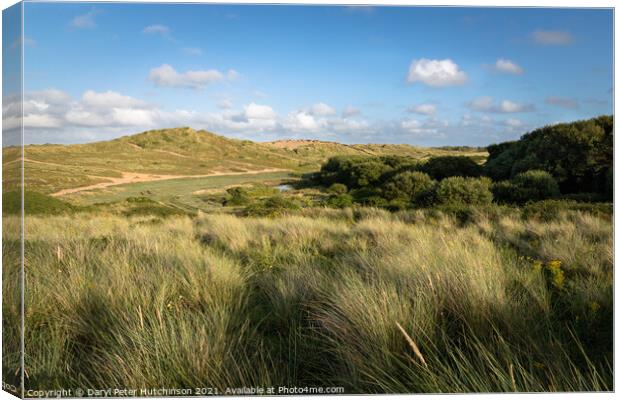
{"left": 276, "top": 184, "right": 293, "bottom": 192}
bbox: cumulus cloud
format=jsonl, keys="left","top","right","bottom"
{"left": 407, "top": 58, "right": 467, "bottom": 87}
{"left": 80, "top": 90, "right": 149, "bottom": 109}
{"left": 467, "top": 96, "right": 535, "bottom": 113}
{"left": 285, "top": 111, "right": 321, "bottom": 132}
{"left": 492, "top": 58, "right": 523, "bottom": 75}
{"left": 545, "top": 96, "right": 579, "bottom": 109}
{"left": 143, "top": 24, "right": 170, "bottom": 35}
{"left": 149, "top": 64, "right": 239, "bottom": 89}
{"left": 243, "top": 103, "right": 276, "bottom": 120}
{"left": 70, "top": 10, "right": 100, "bottom": 29}
{"left": 408, "top": 103, "right": 436, "bottom": 115}
{"left": 309, "top": 102, "right": 336, "bottom": 116}
{"left": 532, "top": 30, "right": 574, "bottom": 46}
{"left": 400, "top": 118, "right": 448, "bottom": 138}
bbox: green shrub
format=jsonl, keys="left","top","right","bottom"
{"left": 122, "top": 197, "right": 186, "bottom": 217}
{"left": 491, "top": 181, "right": 517, "bottom": 204}
{"left": 512, "top": 170, "right": 560, "bottom": 200}
{"left": 243, "top": 195, "right": 300, "bottom": 217}
{"left": 325, "top": 193, "right": 354, "bottom": 208}
{"left": 327, "top": 183, "right": 348, "bottom": 195}
{"left": 420, "top": 156, "right": 483, "bottom": 180}
{"left": 382, "top": 171, "right": 436, "bottom": 206}
{"left": 493, "top": 170, "right": 560, "bottom": 204}
{"left": 225, "top": 187, "right": 252, "bottom": 206}
{"left": 435, "top": 177, "right": 493, "bottom": 206}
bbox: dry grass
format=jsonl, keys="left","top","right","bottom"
{"left": 2, "top": 208, "right": 612, "bottom": 393}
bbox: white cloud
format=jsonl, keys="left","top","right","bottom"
{"left": 545, "top": 96, "right": 579, "bottom": 109}
{"left": 467, "top": 96, "right": 534, "bottom": 113}
{"left": 532, "top": 30, "right": 574, "bottom": 46}
{"left": 407, "top": 58, "right": 467, "bottom": 87}
{"left": 243, "top": 103, "right": 276, "bottom": 120}
{"left": 70, "top": 10, "right": 100, "bottom": 29}
{"left": 142, "top": 25, "right": 170, "bottom": 36}
{"left": 493, "top": 58, "right": 523, "bottom": 75}
{"left": 499, "top": 100, "right": 526, "bottom": 113}
{"left": 81, "top": 90, "right": 148, "bottom": 109}
{"left": 504, "top": 118, "right": 524, "bottom": 127}
{"left": 400, "top": 118, "right": 444, "bottom": 138}
{"left": 467, "top": 96, "right": 494, "bottom": 111}
{"left": 182, "top": 47, "right": 203, "bottom": 56}
{"left": 149, "top": 64, "right": 232, "bottom": 89}
{"left": 309, "top": 102, "right": 336, "bottom": 116}
{"left": 285, "top": 111, "right": 321, "bottom": 132}
{"left": 342, "top": 106, "right": 360, "bottom": 118}
{"left": 408, "top": 103, "right": 436, "bottom": 115}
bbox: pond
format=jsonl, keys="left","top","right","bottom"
{"left": 276, "top": 184, "right": 294, "bottom": 192}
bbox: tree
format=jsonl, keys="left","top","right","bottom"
{"left": 484, "top": 115, "right": 613, "bottom": 194}
{"left": 421, "top": 156, "right": 483, "bottom": 180}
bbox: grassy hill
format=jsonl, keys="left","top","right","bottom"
{"left": 3, "top": 127, "right": 486, "bottom": 194}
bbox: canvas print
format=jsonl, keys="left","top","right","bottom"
{"left": 2, "top": 2, "right": 614, "bottom": 397}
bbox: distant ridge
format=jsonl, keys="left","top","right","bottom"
{"left": 3, "top": 127, "right": 486, "bottom": 194}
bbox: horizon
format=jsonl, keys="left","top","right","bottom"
{"left": 3, "top": 3, "right": 614, "bottom": 147}
{"left": 3, "top": 114, "right": 612, "bottom": 149}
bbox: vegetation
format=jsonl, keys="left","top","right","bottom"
{"left": 3, "top": 190, "right": 78, "bottom": 215}
{"left": 2, "top": 116, "right": 613, "bottom": 394}
{"left": 484, "top": 115, "right": 612, "bottom": 195}
{"left": 435, "top": 177, "right": 493, "bottom": 205}
{"left": 3, "top": 207, "right": 611, "bottom": 393}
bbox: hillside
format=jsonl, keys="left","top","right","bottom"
{"left": 3, "top": 127, "right": 486, "bottom": 194}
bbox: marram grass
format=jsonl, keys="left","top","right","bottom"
{"left": 2, "top": 208, "right": 612, "bottom": 393}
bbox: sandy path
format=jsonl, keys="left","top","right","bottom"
{"left": 51, "top": 168, "right": 289, "bottom": 197}
{"left": 3, "top": 157, "right": 71, "bottom": 168}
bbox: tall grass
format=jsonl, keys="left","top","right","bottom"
{"left": 3, "top": 207, "right": 612, "bottom": 393}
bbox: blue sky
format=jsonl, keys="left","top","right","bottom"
{"left": 5, "top": 3, "right": 614, "bottom": 145}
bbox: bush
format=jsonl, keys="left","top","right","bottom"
{"left": 243, "top": 195, "right": 300, "bottom": 217}
{"left": 493, "top": 170, "right": 560, "bottom": 204}
{"left": 513, "top": 170, "right": 559, "bottom": 198}
{"left": 420, "top": 156, "right": 483, "bottom": 180}
{"left": 327, "top": 183, "right": 348, "bottom": 195}
{"left": 347, "top": 160, "right": 392, "bottom": 188}
{"left": 382, "top": 171, "right": 436, "bottom": 206}
{"left": 225, "top": 187, "right": 252, "bottom": 206}
{"left": 435, "top": 177, "right": 493, "bottom": 206}
{"left": 325, "top": 193, "right": 354, "bottom": 208}
{"left": 491, "top": 181, "right": 517, "bottom": 204}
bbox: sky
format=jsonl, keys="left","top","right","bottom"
{"left": 3, "top": 3, "right": 614, "bottom": 146}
